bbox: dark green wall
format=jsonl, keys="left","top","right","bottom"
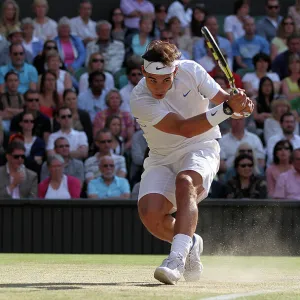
{"left": 17, "top": 0, "right": 295, "bottom": 22}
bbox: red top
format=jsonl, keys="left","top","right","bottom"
{"left": 208, "top": 69, "right": 243, "bottom": 89}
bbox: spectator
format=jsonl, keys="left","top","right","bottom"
{"left": 0, "top": 0, "right": 20, "bottom": 38}
{"left": 288, "top": 1, "right": 300, "bottom": 33}
{"left": 0, "top": 43, "right": 38, "bottom": 94}
{"left": 54, "top": 17, "right": 86, "bottom": 74}
{"left": 93, "top": 89, "right": 134, "bottom": 149}
{"left": 87, "top": 155, "right": 130, "bottom": 199}
{"left": 197, "top": 42, "right": 217, "bottom": 72}
{"left": 282, "top": 54, "right": 300, "bottom": 101}
{"left": 77, "top": 71, "right": 107, "bottom": 122}
{"left": 33, "top": 40, "right": 63, "bottom": 75}
{"left": 40, "top": 137, "right": 84, "bottom": 184}
{"left": 151, "top": 4, "right": 167, "bottom": 39}
{"left": 45, "top": 50, "right": 72, "bottom": 96}
{"left": 47, "top": 106, "right": 88, "bottom": 160}
{"left": 84, "top": 128, "right": 127, "bottom": 183}
{"left": 120, "top": 63, "right": 143, "bottom": 112}
{"left": 0, "top": 141, "right": 37, "bottom": 199}
{"left": 271, "top": 16, "right": 295, "bottom": 61}
{"left": 39, "top": 71, "right": 61, "bottom": 119}
{"left": 272, "top": 34, "right": 300, "bottom": 80}
{"left": 104, "top": 115, "right": 125, "bottom": 156}
{"left": 273, "top": 148, "right": 300, "bottom": 200}
{"left": 224, "top": 0, "right": 249, "bottom": 43}
{"left": 120, "top": 0, "right": 154, "bottom": 33}
{"left": 242, "top": 53, "right": 280, "bottom": 98}
{"left": 264, "top": 99, "right": 298, "bottom": 144}
{"left": 19, "top": 112, "right": 45, "bottom": 175}
{"left": 266, "top": 139, "right": 293, "bottom": 197}
{"left": 222, "top": 142, "right": 263, "bottom": 183}
{"left": 267, "top": 112, "right": 300, "bottom": 165}
{"left": 166, "top": 0, "right": 192, "bottom": 31}
{"left": 219, "top": 118, "right": 265, "bottom": 173}
{"left": 86, "top": 20, "right": 125, "bottom": 74}
{"left": 61, "top": 89, "right": 93, "bottom": 146}
{"left": 70, "top": 0, "right": 97, "bottom": 45}
{"left": 225, "top": 154, "right": 267, "bottom": 199}
{"left": 252, "top": 77, "right": 274, "bottom": 129}
{"left": 10, "top": 89, "right": 51, "bottom": 142}
{"left": 21, "top": 18, "right": 43, "bottom": 64}
{"left": 38, "top": 154, "right": 81, "bottom": 199}
{"left": 193, "top": 16, "right": 232, "bottom": 68}
{"left": 256, "top": 0, "right": 282, "bottom": 43}
{"left": 79, "top": 52, "right": 115, "bottom": 93}
{"left": 167, "top": 16, "right": 193, "bottom": 59}
{"left": 32, "top": 0, "right": 57, "bottom": 41}
{"left": 0, "top": 33, "right": 9, "bottom": 66}
{"left": 190, "top": 4, "right": 207, "bottom": 39}
{"left": 110, "top": 7, "right": 127, "bottom": 42}
{"left": 0, "top": 71, "right": 24, "bottom": 133}
{"left": 125, "top": 15, "right": 153, "bottom": 58}
{"left": 233, "top": 17, "right": 270, "bottom": 70}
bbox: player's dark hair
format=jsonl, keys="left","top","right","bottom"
{"left": 273, "top": 140, "right": 293, "bottom": 165}
{"left": 142, "top": 40, "right": 181, "bottom": 67}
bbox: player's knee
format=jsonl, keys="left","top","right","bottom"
{"left": 176, "top": 174, "right": 195, "bottom": 193}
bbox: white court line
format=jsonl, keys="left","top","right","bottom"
{"left": 202, "top": 289, "right": 282, "bottom": 300}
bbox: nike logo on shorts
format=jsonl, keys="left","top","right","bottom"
{"left": 183, "top": 90, "right": 191, "bottom": 97}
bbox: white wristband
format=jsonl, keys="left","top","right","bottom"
{"left": 206, "top": 103, "right": 232, "bottom": 127}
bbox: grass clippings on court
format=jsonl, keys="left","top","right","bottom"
{"left": 0, "top": 254, "right": 300, "bottom": 300}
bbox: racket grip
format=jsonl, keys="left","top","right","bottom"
{"left": 231, "top": 88, "right": 250, "bottom": 118}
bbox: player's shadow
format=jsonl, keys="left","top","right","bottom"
{"left": 0, "top": 282, "right": 161, "bottom": 290}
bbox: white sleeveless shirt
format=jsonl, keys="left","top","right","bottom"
{"left": 45, "top": 175, "right": 71, "bottom": 199}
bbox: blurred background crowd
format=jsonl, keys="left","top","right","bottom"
{"left": 0, "top": 0, "right": 300, "bottom": 200}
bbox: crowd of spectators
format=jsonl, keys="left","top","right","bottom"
{"left": 0, "top": 0, "right": 300, "bottom": 200}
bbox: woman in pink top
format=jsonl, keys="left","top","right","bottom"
{"left": 54, "top": 17, "right": 86, "bottom": 74}
{"left": 266, "top": 139, "right": 293, "bottom": 198}
{"left": 93, "top": 89, "right": 134, "bottom": 150}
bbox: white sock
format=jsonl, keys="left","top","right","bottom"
{"left": 170, "top": 234, "right": 193, "bottom": 259}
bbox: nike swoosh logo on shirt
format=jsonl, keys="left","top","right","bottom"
{"left": 211, "top": 111, "right": 217, "bottom": 116}
{"left": 183, "top": 90, "right": 191, "bottom": 97}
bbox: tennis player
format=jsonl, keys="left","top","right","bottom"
{"left": 130, "top": 40, "right": 253, "bottom": 285}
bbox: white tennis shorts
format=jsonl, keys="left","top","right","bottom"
{"left": 138, "top": 140, "right": 220, "bottom": 213}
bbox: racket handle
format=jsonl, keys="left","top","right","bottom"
{"left": 231, "top": 88, "right": 250, "bottom": 118}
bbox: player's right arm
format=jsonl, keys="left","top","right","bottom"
{"left": 153, "top": 90, "right": 252, "bottom": 138}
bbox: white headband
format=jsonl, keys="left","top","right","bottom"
{"left": 143, "top": 59, "right": 176, "bottom": 75}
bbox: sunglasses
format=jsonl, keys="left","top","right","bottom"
{"left": 60, "top": 114, "right": 72, "bottom": 119}
{"left": 102, "top": 164, "right": 115, "bottom": 168}
{"left": 12, "top": 154, "right": 25, "bottom": 160}
{"left": 277, "top": 146, "right": 290, "bottom": 151}
{"left": 131, "top": 72, "right": 142, "bottom": 77}
{"left": 239, "top": 163, "right": 253, "bottom": 168}
{"left": 284, "top": 22, "right": 294, "bottom": 25}
{"left": 113, "top": 12, "right": 123, "bottom": 16}
{"left": 99, "top": 139, "right": 112, "bottom": 144}
{"left": 268, "top": 5, "right": 279, "bottom": 9}
{"left": 23, "top": 119, "right": 34, "bottom": 123}
{"left": 12, "top": 52, "right": 24, "bottom": 56}
{"left": 46, "top": 46, "right": 57, "bottom": 50}
{"left": 56, "top": 144, "right": 70, "bottom": 148}
{"left": 92, "top": 58, "right": 104, "bottom": 63}
{"left": 26, "top": 98, "right": 39, "bottom": 102}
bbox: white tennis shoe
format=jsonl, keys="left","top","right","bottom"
{"left": 154, "top": 251, "right": 185, "bottom": 285}
{"left": 183, "top": 234, "right": 203, "bottom": 282}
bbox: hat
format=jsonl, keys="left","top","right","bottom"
{"left": 8, "top": 26, "right": 22, "bottom": 36}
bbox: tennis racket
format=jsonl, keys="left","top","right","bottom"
{"left": 201, "top": 26, "right": 250, "bottom": 117}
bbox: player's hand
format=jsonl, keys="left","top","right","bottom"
{"left": 227, "top": 90, "right": 254, "bottom": 117}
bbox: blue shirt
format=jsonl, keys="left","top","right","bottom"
{"left": 232, "top": 35, "right": 270, "bottom": 68}
{"left": 88, "top": 176, "right": 130, "bottom": 198}
{"left": 193, "top": 36, "right": 232, "bottom": 62}
{"left": 0, "top": 62, "right": 38, "bottom": 94}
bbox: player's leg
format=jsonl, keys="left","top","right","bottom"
{"left": 138, "top": 193, "right": 175, "bottom": 243}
